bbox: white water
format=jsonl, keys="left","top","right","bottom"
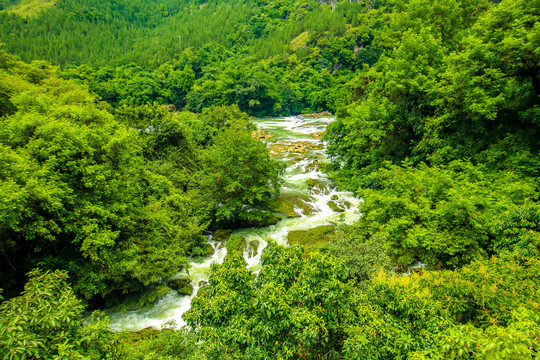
{"left": 107, "top": 116, "right": 361, "bottom": 331}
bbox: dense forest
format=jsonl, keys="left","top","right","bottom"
{"left": 1, "top": 0, "right": 539, "bottom": 359}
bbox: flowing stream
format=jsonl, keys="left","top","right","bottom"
{"left": 107, "top": 115, "right": 361, "bottom": 331}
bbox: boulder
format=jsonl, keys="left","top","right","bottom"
{"left": 327, "top": 200, "right": 345, "bottom": 212}
{"left": 287, "top": 224, "right": 335, "bottom": 251}
{"left": 306, "top": 178, "right": 329, "bottom": 195}
{"left": 252, "top": 127, "right": 274, "bottom": 140}
{"left": 168, "top": 279, "right": 193, "bottom": 296}
{"left": 305, "top": 159, "right": 322, "bottom": 172}
{"left": 269, "top": 141, "right": 323, "bottom": 157}
{"left": 201, "top": 243, "right": 215, "bottom": 256}
{"left": 271, "top": 194, "right": 315, "bottom": 218}
{"left": 226, "top": 235, "right": 247, "bottom": 254}
{"left": 234, "top": 212, "right": 282, "bottom": 228}
{"left": 300, "top": 111, "right": 333, "bottom": 118}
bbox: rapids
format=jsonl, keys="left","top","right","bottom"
{"left": 107, "top": 115, "right": 361, "bottom": 331}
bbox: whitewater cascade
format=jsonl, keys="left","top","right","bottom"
{"left": 107, "top": 115, "right": 361, "bottom": 331}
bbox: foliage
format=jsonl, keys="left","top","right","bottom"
{"left": 0, "top": 49, "right": 282, "bottom": 302}
{"left": 489, "top": 203, "right": 540, "bottom": 260}
{"left": 184, "top": 245, "right": 539, "bottom": 359}
{"left": 327, "top": 0, "right": 539, "bottom": 185}
{"left": 321, "top": 228, "right": 391, "bottom": 282}
{"left": 1, "top": 0, "right": 539, "bottom": 358}
{"left": 1, "top": 0, "right": 56, "bottom": 18}
{"left": 351, "top": 161, "right": 536, "bottom": 268}
{"left": 197, "top": 125, "right": 284, "bottom": 227}
{"left": 0, "top": 269, "right": 123, "bottom": 360}
{"left": 0, "top": 0, "right": 385, "bottom": 116}
{"left": 121, "top": 328, "right": 200, "bottom": 360}
{"left": 184, "top": 243, "right": 357, "bottom": 359}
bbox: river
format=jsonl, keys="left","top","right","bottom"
{"left": 107, "top": 115, "right": 361, "bottom": 331}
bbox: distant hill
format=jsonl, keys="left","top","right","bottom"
{"left": 0, "top": 0, "right": 367, "bottom": 68}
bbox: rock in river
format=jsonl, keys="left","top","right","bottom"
{"left": 271, "top": 194, "right": 315, "bottom": 217}
{"left": 168, "top": 279, "right": 193, "bottom": 296}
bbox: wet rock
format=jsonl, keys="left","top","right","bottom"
{"left": 226, "top": 235, "right": 247, "bottom": 254}
{"left": 253, "top": 127, "right": 274, "bottom": 140}
{"left": 201, "top": 243, "right": 215, "bottom": 256}
{"left": 110, "top": 284, "right": 172, "bottom": 312}
{"left": 305, "top": 159, "right": 322, "bottom": 172}
{"left": 234, "top": 212, "right": 282, "bottom": 228}
{"left": 300, "top": 111, "right": 333, "bottom": 118}
{"left": 249, "top": 241, "right": 259, "bottom": 257}
{"left": 271, "top": 194, "right": 315, "bottom": 218}
{"left": 287, "top": 225, "right": 335, "bottom": 251}
{"left": 297, "top": 122, "right": 319, "bottom": 128}
{"left": 168, "top": 279, "right": 193, "bottom": 296}
{"left": 331, "top": 194, "right": 338, "bottom": 200}
{"left": 327, "top": 201, "right": 345, "bottom": 212}
{"left": 212, "top": 229, "right": 232, "bottom": 242}
{"left": 269, "top": 141, "right": 323, "bottom": 157}
{"left": 306, "top": 178, "right": 329, "bottom": 195}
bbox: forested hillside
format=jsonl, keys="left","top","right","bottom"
{"left": 1, "top": 0, "right": 539, "bottom": 359}
{"left": 1, "top": 0, "right": 378, "bottom": 116}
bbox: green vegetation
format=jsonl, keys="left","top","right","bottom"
{"left": 0, "top": 269, "right": 124, "bottom": 359}
{"left": 1, "top": 0, "right": 56, "bottom": 17}
{"left": 1, "top": 0, "right": 539, "bottom": 358}
{"left": 0, "top": 0, "right": 379, "bottom": 116}
{"left": 0, "top": 47, "right": 283, "bottom": 304}
{"left": 183, "top": 244, "right": 540, "bottom": 359}
{"left": 287, "top": 224, "right": 334, "bottom": 252}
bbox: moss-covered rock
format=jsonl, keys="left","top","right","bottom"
{"left": 212, "top": 229, "right": 232, "bottom": 242}
{"left": 287, "top": 225, "right": 335, "bottom": 252}
{"left": 328, "top": 200, "right": 345, "bottom": 212}
{"left": 120, "top": 326, "right": 159, "bottom": 346}
{"left": 224, "top": 235, "right": 248, "bottom": 261}
{"left": 306, "top": 178, "right": 329, "bottom": 195}
{"left": 234, "top": 212, "right": 282, "bottom": 228}
{"left": 271, "top": 194, "right": 315, "bottom": 217}
{"left": 201, "top": 243, "right": 215, "bottom": 256}
{"left": 252, "top": 127, "right": 274, "bottom": 140}
{"left": 301, "top": 111, "right": 332, "bottom": 118}
{"left": 306, "top": 159, "right": 322, "bottom": 172}
{"left": 247, "top": 240, "right": 259, "bottom": 257}
{"left": 168, "top": 279, "right": 193, "bottom": 296}
{"left": 259, "top": 213, "right": 282, "bottom": 226}
{"left": 269, "top": 141, "right": 323, "bottom": 157}
{"left": 226, "top": 235, "right": 247, "bottom": 254}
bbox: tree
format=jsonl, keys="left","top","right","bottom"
{"left": 184, "top": 243, "right": 357, "bottom": 359}
{"left": 352, "top": 161, "right": 536, "bottom": 268}
{"left": 0, "top": 50, "right": 205, "bottom": 301}
{"left": 197, "top": 125, "right": 284, "bottom": 227}
{"left": 0, "top": 269, "right": 123, "bottom": 360}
